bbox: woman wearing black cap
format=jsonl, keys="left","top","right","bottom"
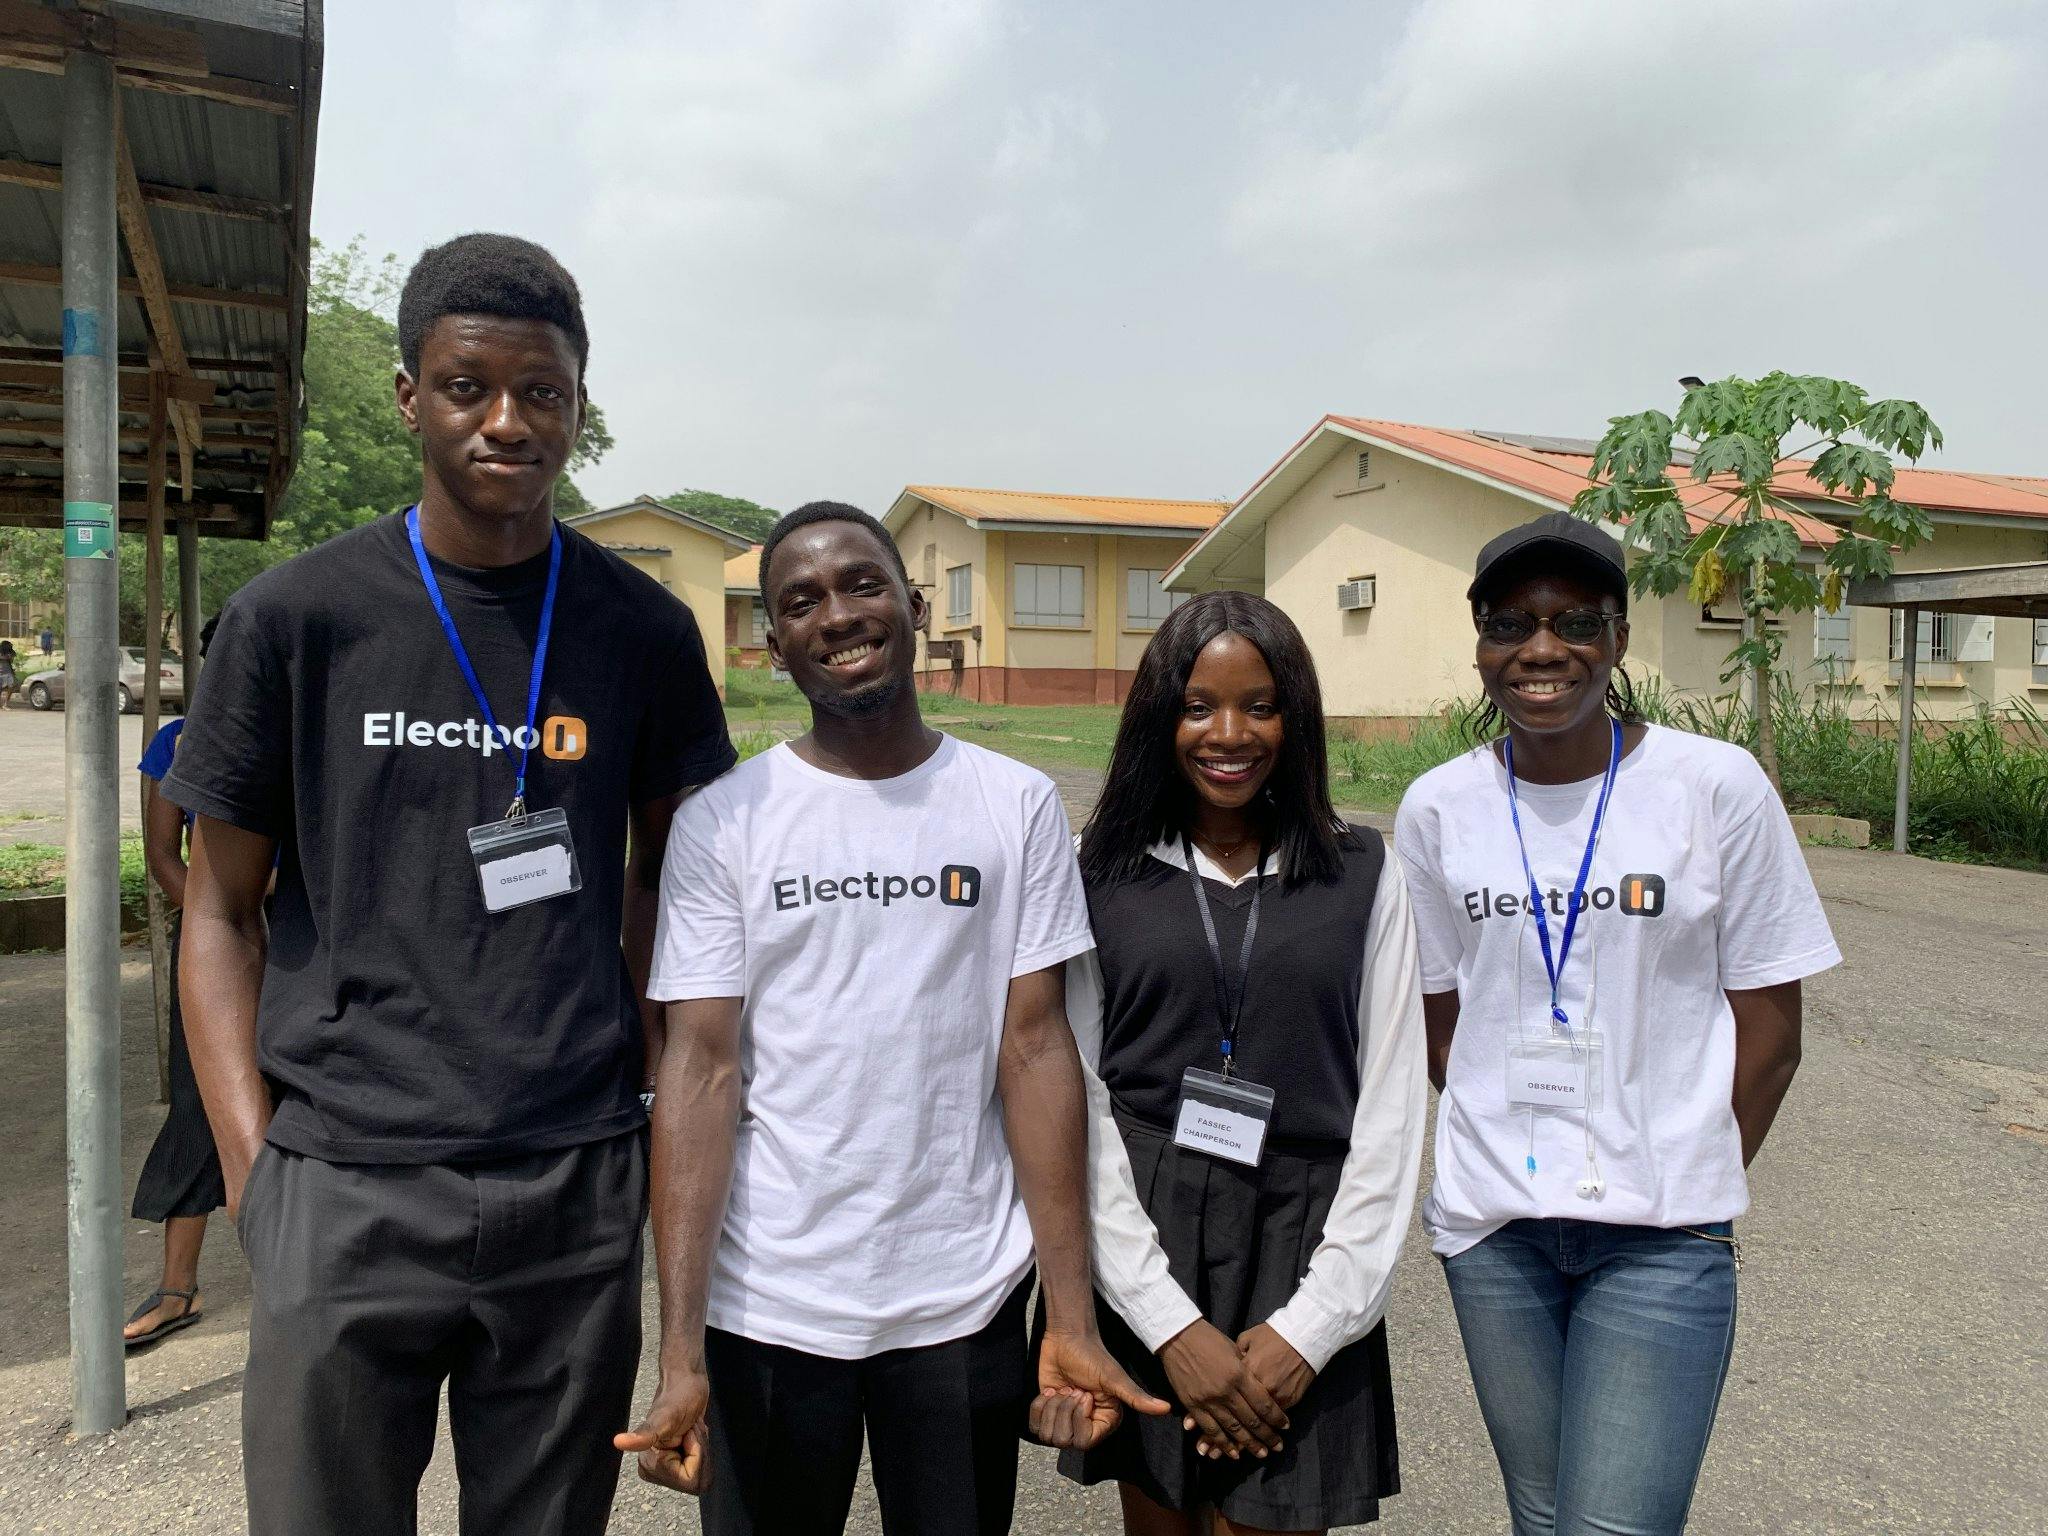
{"left": 1066, "top": 592, "right": 1427, "bottom": 1534}
{"left": 1393, "top": 513, "right": 1840, "bottom": 1535}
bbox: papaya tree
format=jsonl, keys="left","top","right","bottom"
{"left": 1570, "top": 372, "right": 1941, "bottom": 787}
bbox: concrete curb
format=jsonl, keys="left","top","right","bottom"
{"left": 0, "top": 894, "right": 147, "bottom": 953}
{"left": 1792, "top": 813, "right": 1872, "bottom": 848}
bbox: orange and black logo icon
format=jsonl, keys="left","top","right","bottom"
{"left": 1618, "top": 873, "right": 1666, "bottom": 917}
{"left": 939, "top": 864, "right": 982, "bottom": 907}
{"left": 541, "top": 715, "right": 589, "bottom": 761}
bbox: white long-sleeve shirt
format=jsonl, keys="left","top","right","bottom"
{"left": 1072, "top": 839, "right": 1429, "bottom": 1373}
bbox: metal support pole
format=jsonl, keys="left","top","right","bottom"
{"left": 1894, "top": 605, "right": 1918, "bottom": 855}
{"left": 61, "top": 46, "right": 127, "bottom": 1437}
{"left": 177, "top": 513, "right": 201, "bottom": 703}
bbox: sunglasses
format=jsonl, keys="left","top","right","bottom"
{"left": 1476, "top": 607, "right": 1621, "bottom": 647}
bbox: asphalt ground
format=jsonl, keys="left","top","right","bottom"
{"left": 0, "top": 705, "right": 152, "bottom": 846}
{"left": 0, "top": 755, "right": 2043, "bottom": 1532}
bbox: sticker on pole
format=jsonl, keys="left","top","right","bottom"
{"left": 61, "top": 307, "right": 104, "bottom": 358}
{"left": 64, "top": 501, "right": 115, "bottom": 560}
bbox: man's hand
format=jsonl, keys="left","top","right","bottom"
{"left": 1159, "top": 1318, "right": 1289, "bottom": 1461}
{"left": 613, "top": 1365, "right": 711, "bottom": 1494}
{"left": 221, "top": 1133, "right": 266, "bottom": 1224}
{"left": 1030, "top": 1327, "right": 1171, "bottom": 1451}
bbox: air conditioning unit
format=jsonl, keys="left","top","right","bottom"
{"left": 1337, "top": 577, "right": 1376, "bottom": 612}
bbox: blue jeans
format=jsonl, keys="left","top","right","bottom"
{"left": 1442, "top": 1219, "right": 1738, "bottom": 1536}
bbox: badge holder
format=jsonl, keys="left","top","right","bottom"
{"left": 1505, "top": 1030, "right": 1604, "bottom": 1112}
{"left": 1173, "top": 1067, "right": 1276, "bottom": 1168}
{"left": 468, "top": 806, "right": 581, "bottom": 913}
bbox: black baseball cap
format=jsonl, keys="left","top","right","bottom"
{"left": 1468, "top": 511, "right": 1629, "bottom": 611}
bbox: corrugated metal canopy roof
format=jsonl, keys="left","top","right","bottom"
{"left": 0, "top": 0, "right": 322, "bottom": 540}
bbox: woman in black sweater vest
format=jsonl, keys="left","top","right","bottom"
{"left": 1063, "top": 592, "right": 1428, "bottom": 1535}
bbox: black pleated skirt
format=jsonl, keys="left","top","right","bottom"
{"left": 131, "top": 916, "right": 226, "bottom": 1222}
{"left": 1055, "top": 1114, "right": 1399, "bottom": 1529}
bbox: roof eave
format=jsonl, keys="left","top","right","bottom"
{"left": 565, "top": 498, "right": 756, "bottom": 551}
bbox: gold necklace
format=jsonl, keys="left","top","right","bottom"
{"left": 1191, "top": 829, "right": 1255, "bottom": 863}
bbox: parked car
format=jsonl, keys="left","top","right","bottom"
{"left": 24, "top": 647, "right": 183, "bottom": 714}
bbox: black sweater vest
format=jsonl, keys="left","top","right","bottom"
{"left": 1085, "top": 828, "right": 1387, "bottom": 1146}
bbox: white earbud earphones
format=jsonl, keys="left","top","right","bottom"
{"left": 1576, "top": 1175, "right": 1604, "bottom": 1199}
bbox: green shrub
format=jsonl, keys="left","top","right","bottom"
{"left": 1328, "top": 702, "right": 1491, "bottom": 810}
{"left": 0, "top": 834, "right": 151, "bottom": 915}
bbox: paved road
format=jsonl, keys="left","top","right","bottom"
{"left": 0, "top": 706, "right": 153, "bottom": 845}
{"left": 0, "top": 758, "right": 2042, "bottom": 1532}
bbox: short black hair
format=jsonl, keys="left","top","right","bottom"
{"left": 397, "top": 233, "right": 590, "bottom": 381}
{"left": 758, "top": 501, "right": 908, "bottom": 601}
{"left": 1081, "top": 591, "right": 1350, "bottom": 889}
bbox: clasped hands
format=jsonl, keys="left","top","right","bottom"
{"left": 617, "top": 1327, "right": 1176, "bottom": 1495}
{"left": 1158, "top": 1318, "right": 1313, "bottom": 1461}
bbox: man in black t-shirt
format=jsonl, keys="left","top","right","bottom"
{"left": 167, "top": 234, "right": 735, "bottom": 1536}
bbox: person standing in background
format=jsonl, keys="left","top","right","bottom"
{"left": 124, "top": 615, "right": 224, "bottom": 1347}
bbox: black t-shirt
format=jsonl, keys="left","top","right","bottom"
{"left": 164, "top": 511, "right": 736, "bottom": 1164}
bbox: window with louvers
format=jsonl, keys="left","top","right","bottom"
{"left": 1014, "top": 564, "right": 1084, "bottom": 627}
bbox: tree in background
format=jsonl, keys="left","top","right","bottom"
{"left": 551, "top": 402, "right": 614, "bottom": 519}
{"left": 1570, "top": 373, "right": 1941, "bottom": 787}
{"left": 0, "top": 237, "right": 612, "bottom": 643}
{"left": 657, "top": 489, "right": 779, "bottom": 543}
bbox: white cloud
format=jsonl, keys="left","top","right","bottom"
{"left": 1230, "top": 0, "right": 2028, "bottom": 282}
{"left": 993, "top": 92, "right": 1106, "bottom": 181}
{"left": 312, "top": 0, "right": 2048, "bottom": 510}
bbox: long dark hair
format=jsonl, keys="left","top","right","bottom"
{"left": 1081, "top": 592, "right": 1347, "bottom": 888}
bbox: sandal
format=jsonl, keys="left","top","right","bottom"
{"left": 124, "top": 1286, "right": 202, "bottom": 1348}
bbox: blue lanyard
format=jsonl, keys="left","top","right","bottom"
{"left": 1502, "top": 718, "right": 1622, "bottom": 1031}
{"left": 404, "top": 504, "right": 562, "bottom": 816}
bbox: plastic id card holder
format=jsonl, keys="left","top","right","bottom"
{"left": 1505, "top": 1031, "right": 1604, "bottom": 1112}
{"left": 1173, "top": 1068, "right": 1277, "bottom": 1168}
{"left": 467, "top": 807, "right": 582, "bottom": 913}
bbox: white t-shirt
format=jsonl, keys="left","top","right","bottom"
{"left": 647, "top": 734, "right": 1095, "bottom": 1358}
{"left": 1394, "top": 725, "right": 1841, "bottom": 1257}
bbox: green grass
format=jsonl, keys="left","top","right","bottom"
{"left": 723, "top": 668, "right": 1124, "bottom": 775}
{"left": 0, "top": 842, "right": 64, "bottom": 893}
{"left": 0, "top": 834, "right": 149, "bottom": 911}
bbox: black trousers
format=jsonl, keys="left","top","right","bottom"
{"left": 702, "top": 1277, "right": 1036, "bottom": 1536}
{"left": 237, "top": 1129, "right": 645, "bottom": 1536}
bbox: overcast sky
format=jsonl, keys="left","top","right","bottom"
{"left": 312, "top": 0, "right": 2048, "bottom": 517}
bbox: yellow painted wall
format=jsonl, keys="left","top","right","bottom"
{"left": 904, "top": 503, "right": 991, "bottom": 671}
{"left": 1802, "top": 521, "right": 2048, "bottom": 719}
{"left": 1264, "top": 445, "right": 2048, "bottom": 721}
{"left": 893, "top": 506, "right": 1207, "bottom": 676}
{"left": 1001, "top": 530, "right": 1100, "bottom": 670}
{"left": 1112, "top": 535, "right": 1204, "bottom": 670}
{"left": 572, "top": 508, "right": 732, "bottom": 696}
{"left": 1265, "top": 447, "right": 1530, "bottom": 717}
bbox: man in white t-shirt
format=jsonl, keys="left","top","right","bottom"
{"left": 618, "top": 502, "right": 1167, "bottom": 1535}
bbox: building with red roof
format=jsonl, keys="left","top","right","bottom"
{"left": 1166, "top": 417, "right": 2048, "bottom": 725}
